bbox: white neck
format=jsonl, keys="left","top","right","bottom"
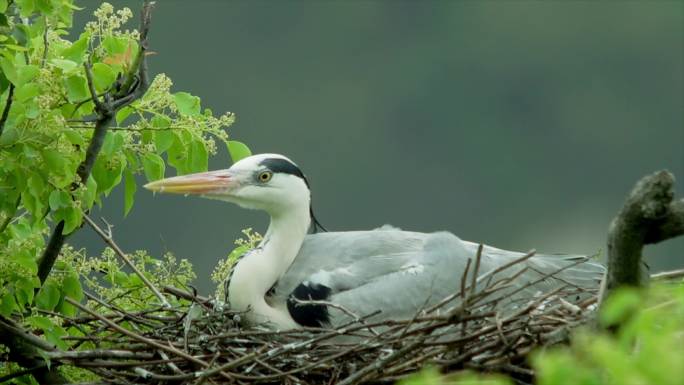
{"left": 226, "top": 202, "right": 311, "bottom": 329}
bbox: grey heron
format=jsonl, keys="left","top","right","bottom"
{"left": 144, "top": 154, "right": 604, "bottom": 330}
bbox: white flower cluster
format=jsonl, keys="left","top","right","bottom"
{"left": 85, "top": 3, "right": 135, "bottom": 37}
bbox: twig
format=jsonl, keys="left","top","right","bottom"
{"left": 337, "top": 340, "right": 424, "bottom": 385}
{"left": 651, "top": 268, "right": 684, "bottom": 280}
{"left": 468, "top": 244, "right": 484, "bottom": 300}
{"left": 0, "top": 83, "right": 14, "bottom": 137}
{"left": 0, "top": 364, "right": 48, "bottom": 384}
{"left": 83, "top": 215, "right": 171, "bottom": 307}
{"left": 0, "top": 316, "right": 57, "bottom": 352}
{"left": 41, "top": 16, "right": 49, "bottom": 68}
{"left": 65, "top": 297, "right": 235, "bottom": 381}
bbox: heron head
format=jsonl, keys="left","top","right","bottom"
{"left": 143, "top": 153, "right": 312, "bottom": 215}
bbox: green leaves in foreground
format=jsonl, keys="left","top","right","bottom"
{"left": 533, "top": 284, "right": 684, "bottom": 385}
{"left": 399, "top": 367, "right": 512, "bottom": 385}
{"left": 399, "top": 283, "right": 684, "bottom": 385}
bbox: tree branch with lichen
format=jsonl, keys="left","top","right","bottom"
{"left": 601, "top": 170, "right": 684, "bottom": 303}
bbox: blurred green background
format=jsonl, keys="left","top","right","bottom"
{"left": 73, "top": 1, "right": 683, "bottom": 294}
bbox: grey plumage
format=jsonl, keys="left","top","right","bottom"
{"left": 271, "top": 226, "right": 604, "bottom": 326}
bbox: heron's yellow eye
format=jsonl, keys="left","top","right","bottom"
{"left": 258, "top": 171, "right": 273, "bottom": 183}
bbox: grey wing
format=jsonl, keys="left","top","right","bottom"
{"left": 459, "top": 241, "right": 605, "bottom": 312}
{"left": 273, "top": 229, "right": 605, "bottom": 326}
{"left": 324, "top": 232, "right": 473, "bottom": 323}
{"left": 273, "top": 230, "right": 475, "bottom": 325}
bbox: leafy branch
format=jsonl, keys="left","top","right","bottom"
{"left": 36, "top": 2, "right": 155, "bottom": 285}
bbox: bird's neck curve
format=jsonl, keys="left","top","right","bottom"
{"left": 226, "top": 200, "right": 311, "bottom": 329}
{"left": 261, "top": 206, "right": 312, "bottom": 279}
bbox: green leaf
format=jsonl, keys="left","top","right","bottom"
{"left": 35, "top": 0, "right": 53, "bottom": 13}
{"left": 123, "top": 168, "right": 136, "bottom": 217}
{"left": 600, "top": 288, "right": 642, "bottom": 327}
{"left": 102, "top": 35, "right": 128, "bottom": 56}
{"left": 167, "top": 135, "right": 189, "bottom": 174}
{"left": 154, "top": 130, "right": 176, "bottom": 154}
{"left": 189, "top": 138, "right": 208, "bottom": 172}
{"left": 0, "top": 57, "right": 17, "bottom": 84}
{"left": 24, "top": 98, "right": 40, "bottom": 119}
{"left": 227, "top": 140, "right": 252, "bottom": 162}
{"left": 14, "top": 82, "right": 40, "bottom": 102}
{"left": 174, "top": 92, "right": 201, "bottom": 116}
{"left": 15, "top": 250, "right": 38, "bottom": 273}
{"left": 45, "top": 324, "right": 68, "bottom": 350}
{"left": 61, "top": 206, "right": 82, "bottom": 234}
{"left": 109, "top": 271, "right": 129, "bottom": 286}
{"left": 42, "top": 148, "right": 68, "bottom": 174}
{"left": 27, "top": 174, "right": 46, "bottom": 200}
{"left": 0, "top": 125, "right": 18, "bottom": 146}
{"left": 27, "top": 315, "right": 53, "bottom": 331}
{"left": 27, "top": 316, "right": 68, "bottom": 350}
{"left": 35, "top": 282, "right": 61, "bottom": 311}
{"left": 16, "top": 64, "right": 39, "bottom": 86}
{"left": 91, "top": 62, "right": 116, "bottom": 92}
{"left": 60, "top": 32, "right": 89, "bottom": 63}
{"left": 3, "top": 44, "right": 28, "bottom": 52}
{"left": 115, "top": 106, "right": 133, "bottom": 124}
{"left": 13, "top": 22, "right": 29, "bottom": 46}
{"left": 81, "top": 176, "right": 97, "bottom": 210}
{"left": 48, "top": 190, "right": 70, "bottom": 210}
{"left": 16, "top": 0, "right": 35, "bottom": 17}
{"left": 62, "top": 274, "right": 83, "bottom": 301}
{"left": 50, "top": 58, "right": 78, "bottom": 72}
{"left": 142, "top": 153, "right": 165, "bottom": 182}
{"left": 62, "top": 1, "right": 83, "bottom": 11}
{"left": 101, "top": 132, "right": 124, "bottom": 156}
{"left": 64, "top": 75, "right": 89, "bottom": 102}
{"left": 91, "top": 156, "right": 124, "bottom": 195}
{"left": 63, "top": 130, "right": 85, "bottom": 146}
{"left": 15, "top": 277, "right": 38, "bottom": 307}
{"left": 0, "top": 292, "right": 17, "bottom": 317}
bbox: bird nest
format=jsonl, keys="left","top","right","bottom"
{"left": 48, "top": 250, "right": 600, "bottom": 385}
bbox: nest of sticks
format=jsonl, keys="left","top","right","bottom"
{"left": 42, "top": 249, "right": 603, "bottom": 385}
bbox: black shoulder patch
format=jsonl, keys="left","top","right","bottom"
{"left": 287, "top": 282, "right": 331, "bottom": 327}
{"left": 259, "top": 158, "right": 310, "bottom": 187}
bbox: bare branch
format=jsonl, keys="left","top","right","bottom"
{"left": 602, "top": 170, "right": 684, "bottom": 302}
{"left": 83, "top": 215, "right": 171, "bottom": 308}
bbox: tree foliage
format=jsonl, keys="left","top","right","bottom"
{"left": 0, "top": 2, "right": 250, "bottom": 381}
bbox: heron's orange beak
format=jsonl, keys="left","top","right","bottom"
{"left": 143, "top": 170, "right": 234, "bottom": 195}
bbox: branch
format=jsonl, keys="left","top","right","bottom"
{"left": 0, "top": 83, "right": 15, "bottom": 137}
{"left": 36, "top": 1, "right": 155, "bottom": 286}
{"left": 64, "top": 297, "right": 235, "bottom": 382}
{"left": 83, "top": 215, "right": 171, "bottom": 308}
{"left": 0, "top": 316, "right": 67, "bottom": 384}
{"left": 602, "top": 170, "right": 684, "bottom": 302}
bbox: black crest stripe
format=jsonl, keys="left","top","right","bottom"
{"left": 258, "top": 158, "right": 310, "bottom": 188}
